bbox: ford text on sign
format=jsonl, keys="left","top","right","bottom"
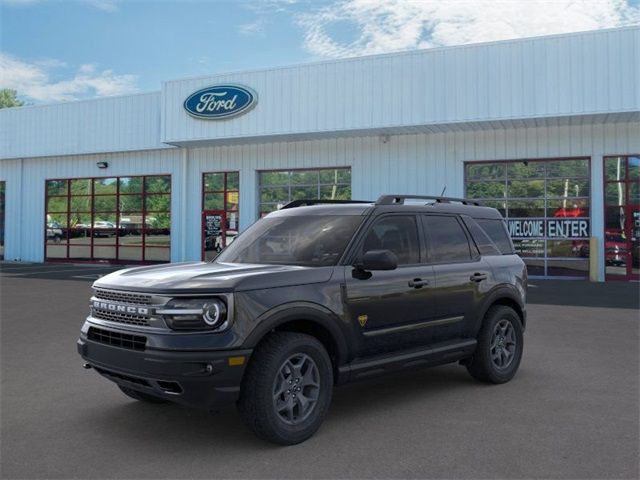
{"left": 184, "top": 85, "right": 257, "bottom": 119}
{"left": 508, "top": 219, "right": 589, "bottom": 238}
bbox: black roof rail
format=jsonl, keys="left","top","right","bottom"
{"left": 375, "top": 194, "right": 481, "bottom": 206}
{"left": 280, "top": 199, "right": 373, "bottom": 209}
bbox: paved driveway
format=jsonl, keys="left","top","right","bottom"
{"left": 1, "top": 263, "right": 638, "bottom": 479}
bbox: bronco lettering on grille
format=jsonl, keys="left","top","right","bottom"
{"left": 92, "top": 300, "right": 150, "bottom": 316}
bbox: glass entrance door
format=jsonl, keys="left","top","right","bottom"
{"left": 202, "top": 210, "right": 225, "bottom": 261}
{"left": 201, "top": 172, "right": 239, "bottom": 261}
{"left": 604, "top": 156, "right": 639, "bottom": 281}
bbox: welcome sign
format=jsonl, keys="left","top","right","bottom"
{"left": 507, "top": 219, "right": 590, "bottom": 239}
{"left": 184, "top": 85, "right": 257, "bottom": 119}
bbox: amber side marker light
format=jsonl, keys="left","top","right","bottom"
{"left": 228, "top": 356, "right": 246, "bottom": 366}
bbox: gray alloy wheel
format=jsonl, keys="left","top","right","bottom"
{"left": 465, "top": 305, "right": 523, "bottom": 384}
{"left": 272, "top": 353, "right": 321, "bottom": 425}
{"left": 238, "top": 331, "right": 333, "bottom": 445}
{"left": 490, "top": 319, "right": 517, "bottom": 370}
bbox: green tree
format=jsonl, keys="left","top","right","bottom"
{"left": 0, "top": 89, "right": 24, "bottom": 109}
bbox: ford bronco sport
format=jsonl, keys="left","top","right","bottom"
{"left": 78, "top": 195, "right": 527, "bottom": 444}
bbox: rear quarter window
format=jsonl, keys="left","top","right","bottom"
{"left": 475, "top": 218, "right": 515, "bottom": 254}
{"left": 462, "top": 216, "right": 501, "bottom": 256}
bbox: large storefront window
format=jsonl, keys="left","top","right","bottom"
{"left": 258, "top": 168, "right": 351, "bottom": 216}
{"left": 45, "top": 175, "right": 171, "bottom": 263}
{"left": 465, "top": 158, "right": 591, "bottom": 277}
{"left": 202, "top": 171, "right": 239, "bottom": 261}
{"left": 0, "top": 181, "right": 5, "bottom": 260}
{"left": 603, "top": 155, "right": 639, "bottom": 280}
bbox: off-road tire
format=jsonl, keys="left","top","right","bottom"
{"left": 118, "top": 385, "right": 169, "bottom": 404}
{"left": 466, "top": 305, "right": 523, "bottom": 384}
{"left": 238, "top": 332, "right": 333, "bottom": 445}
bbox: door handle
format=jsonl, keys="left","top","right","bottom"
{"left": 470, "top": 272, "right": 488, "bottom": 282}
{"left": 408, "top": 278, "right": 429, "bottom": 288}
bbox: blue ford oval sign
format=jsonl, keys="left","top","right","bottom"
{"left": 183, "top": 84, "right": 257, "bottom": 119}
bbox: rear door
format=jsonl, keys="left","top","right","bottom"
{"left": 343, "top": 214, "right": 436, "bottom": 356}
{"left": 421, "top": 214, "right": 491, "bottom": 342}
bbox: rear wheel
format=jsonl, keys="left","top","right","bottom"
{"left": 118, "top": 385, "right": 168, "bottom": 404}
{"left": 238, "top": 332, "right": 333, "bottom": 445}
{"left": 466, "top": 306, "right": 523, "bottom": 384}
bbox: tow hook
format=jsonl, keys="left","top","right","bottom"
{"left": 82, "top": 363, "right": 92, "bottom": 370}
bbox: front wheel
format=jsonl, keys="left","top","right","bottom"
{"left": 466, "top": 306, "right": 524, "bottom": 384}
{"left": 238, "top": 332, "right": 333, "bottom": 445}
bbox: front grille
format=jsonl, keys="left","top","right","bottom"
{"left": 94, "top": 289, "right": 152, "bottom": 305}
{"left": 88, "top": 327, "right": 146, "bottom": 351}
{"left": 93, "top": 366, "right": 151, "bottom": 387}
{"left": 92, "top": 309, "right": 150, "bottom": 327}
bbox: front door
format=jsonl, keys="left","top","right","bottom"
{"left": 343, "top": 214, "right": 437, "bottom": 356}
{"left": 604, "top": 155, "right": 640, "bottom": 281}
{"left": 202, "top": 210, "right": 226, "bottom": 261}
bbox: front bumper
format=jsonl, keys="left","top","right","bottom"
{"left": 77, "top": 333, "right": 252, "bottom": 409}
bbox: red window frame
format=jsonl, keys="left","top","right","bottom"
{"left": 603, "top": 154, "right": 640, "bottom": 281}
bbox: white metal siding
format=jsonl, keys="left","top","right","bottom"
{"left": 2, "top": 119, "right": 638, "bottom": 279}
{"left": 0, "top": 92, "right": 168, "bottom": 160}
{"left": 162, "top": 27, "right": 639, "bottom": 145}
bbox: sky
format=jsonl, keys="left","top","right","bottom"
{"left": 1, "top": 0, "right": 639, "bottom": 104}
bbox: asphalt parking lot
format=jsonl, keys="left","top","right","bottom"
{"left": 1, "top": 263, "right": 638, "bottom": 479}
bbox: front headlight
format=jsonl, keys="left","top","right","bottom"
{"left": 158, "top": 298, "right": 228, "bottom": 331}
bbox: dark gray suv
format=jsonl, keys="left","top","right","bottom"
{"left": 78, "top": 195, "right": 527, "bottom": 444}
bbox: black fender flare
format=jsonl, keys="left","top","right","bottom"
{"left": 474, "top": 285, "right": 526, "bottom": 333}
{"left": 241, "top": 302, "right": 351, "bottom": 366}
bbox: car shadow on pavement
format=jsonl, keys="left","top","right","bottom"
{"left": 74, "top": 365, "right": 477, "bottom": 451}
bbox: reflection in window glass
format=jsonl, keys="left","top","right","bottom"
{"left": 94, "top": 196, "right": 117, "bottom": 212}
{"left": 94, "top": 178, "right": 117, "bottom": 194}
{"left": 258, "top": 168, "right": 351, "bottom": 216}
{"left": 507, "top": 161, "right": 545, "bottom": 179}
{"left": 605, "top": 183, "right": 626, "bottom": 205}
{"left": 70, "top": 196, "right": 92, "bottom": 213}
{"left": 70, "top": 179, "right": 91, "bottom": 195}
{"left": 466, "top": 163, "right": 506, "bottom": 180}
{"left": 546, "top": 179, "right": 590, "bottom": 198}
{"left": 508, "top": 200, "right": 544, "bottom": 218}
{"left": 548, "top": 199, "right": 589, "bottom": 218}
{"left": 364, "top": 216, "right": 420, "bottom": 265}
{"left": 145, "top": 176, "right": 171, "bottom": 193}
{"left": 465, "top": 181, "right": 506, "bottom": 199}
{"left": 629, "top": 156, "right": 639, "bottom": 180}
{"left": 546, "top": 159, "right": 589, "bottom": 178}
{"left": 605, "top": 157, "right": 626, "bottom": 181}
{"left": 119, "top": 177, "right": 143, "bottom": 194}
{"left": 465, "top": 158, "right": 591, "bottom": 277}
{"left": 45, "top": 175, "right": 171, "bottom": 263}
{"left": 47, "top": 180, "right": 68, "bottom": 196}
{"left": 547, "top": 240, "right": 589, "bottom": 258}
{"left": 507, "top": 180, "right": 545, "bottom": 198}
{"left": 423, "top": 216, "right": 471, "bottom": 263}
{"left": 512, "top": 240, "right": 545, "bottom": 257}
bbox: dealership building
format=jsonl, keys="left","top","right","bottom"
{"left": 0, "top": 26, "right": 638, "bottom": 281}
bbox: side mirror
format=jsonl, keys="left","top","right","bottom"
{"left": 357, "top": 249, "right": 398, "bottom": 271}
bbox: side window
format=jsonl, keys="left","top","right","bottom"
{"left": 462, "top": 216, "right": 501, "bottom": 256}
{"left": 422, "top": 215, "right": 472, "bottom": 263}
{"left": 476, "top": 218, "right": 515, "bottom": 254}
{"left": 361, "top": 215, "right": 420, "bottom": 265}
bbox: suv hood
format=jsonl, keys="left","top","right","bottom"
{"left": 93, "top": 261, "right": 334, "bottom": 293}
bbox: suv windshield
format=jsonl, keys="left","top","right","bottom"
{"left": 216, "top": 215, "right": 364, "bottom": 267}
